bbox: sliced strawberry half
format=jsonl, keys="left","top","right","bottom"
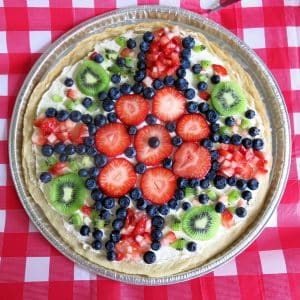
{"left": 134, "top": 125, "right": 173, "bottom": 166}
{"left": 140, "top": 167, "right": 176, "bottom": 204}
{"left": 115, "top": 94, "right": 149, "bottom": 125}
{"left": 98, "top": 158, "right": 137, "bottom": 197}
{"left": 152, "top": 87, "right": 186, "bottom": 122}
{"left": 176, "top": 114, "right": 210, "bottom": 142}
{"left": 212, "top": 64, "right": 228, "bottom": 76}
{"left": 95, "top": 123, "right": 131, "bottom": 157}
{"left": 173, "top": 142, "right": 211, "bottom": 179}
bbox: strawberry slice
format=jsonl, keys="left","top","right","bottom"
{"left": 140, "top": 167, "right": 176, "bottom": 204}
{"left": 49, "top": 162, "right": 69, "bottom": 176}
{"left": 95, "top": 123, "right": 131, "bottom": 157}
{"left": 115, "top": 94, "right": 149, "bottom": 125}
{"left": 173, "top": 142, "right": 211, "bottom": 179}
{"left": 221, "top": 209, "right": 234, "bottom": 228}
{"left": 212, "top": 64, "right": 228, "bottom": 76}
{"left": 134, "top": 125, "right": 173, "bottom": 166}
{"left": 161, "top": 231, "right": 176, "bottom": 246}
{"left": 66, "top": 88, "right": 78, "bottom": 100}
{"left": 98, "top": 158, "right": 137, "bottom": 197}
{"left": 152, "top": 87, "right": 185, "bottom": 122}
{"left": 176, "top": 114, "right": 210, "bottom": 142}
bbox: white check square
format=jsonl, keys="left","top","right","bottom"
{"left": 116, "top": 0, "right": 137, "bottom": 8}
{"left": 293, "top": 113, "right": 300, "bottom": 135}
{"left": 284, "top": 0, "right": 300, "bottom": 6}
{"left": 214, "top": 259, "right": 237, "bottom": 276}
{"left": 0, "top": 75, "right": 8, "bottom": 96}
{"left": 296, "top": 158, "right": 300, "bottom": 180}
{"left": 0, "top": 119, "right": 7, "bottom": 141}
{"left": 259, "top": 250, "right": 287, "bottom": 274}
{"left": 29, "top": 221, "right": 39, "bottom": 232}
{"left": 160, "top": 0, "right": 180, "bottom": 7}
{"left": 265, "top": 210, "right": 278, "bottom": 227}
{"left": 290, "top": 69, "right": 300, "bottom": 90}
{"left": 0, "top": 210, "right": 6, "bottom": 232}
{"left": 243, "top": 28, "right": 266, "bottom": 49}
{"left": 29, "top": 31, "right": 51, "bottom": 53}
{"left": 27, "top": 0, "right": 49, "bottom": 7}
{"left": 72, "top": 0, "right": 94, "bottom": 8}
{"left": 0, "top": 32, "right": 7, "bottom": 53}
{"left": 25, "top": 257, "right": 50, "bottom": 282}
{"left": 74, "top": 264, "right": 96, "bottom": 280}
{"left": 0, "top": 164, "right": 7, "bottom": 186}
{"left": 287, "top": 27, "right": 300, "bottom": 47}
{"left": 241, "top": 0, "right": 262, "bottom": 7}
{"left": 201, "top": 0, "right": 220, "bottom": 9}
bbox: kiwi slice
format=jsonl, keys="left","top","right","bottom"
{"left": 49, "top": 174, "right": 86, "bottom": 216}
{"left": 182, "top": 206, "right": 220, "bottom": 241}
{"left": 211, "top": 81, "right": 246, "bottom": 116}
{"left": 170, "top": 217, "right": 182, "bottom": 231}
{"left": 69, "top": 213, "right": 83, "bottom": 229}
{"left": 228, "top": 189, "right": 240, "bottom": 203}
{"left": 75, "top": 60, "right": 109, "bottom": 97}
{"left": 170, "top": 238, "right": 187, "bottom": 251}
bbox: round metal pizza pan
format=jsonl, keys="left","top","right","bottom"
{"left": 9, "top": 6, "right": 291, "bottom": 285}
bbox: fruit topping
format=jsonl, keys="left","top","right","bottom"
{"left": 221, "top": 209, "right": 234, "bottom": 228}
{"left": 212, "top": 64, "right": 228, "bottom": 76}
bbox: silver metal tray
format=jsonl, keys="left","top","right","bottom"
{"left": 9, "top": 6, "right": 291, "bottom": 285}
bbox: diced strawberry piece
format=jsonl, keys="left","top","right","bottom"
{"left": 140, "top": 167, "right": 177, "bottom": 204}
{"left": 222, "top": 209, "right": 234, "bottom": 228}
{"left": 55, "top": 131, "right": 69, "bottom": 142}
{"left": 81, "top": 205, "right": 92, "bottom": 216}
{"left": 98, "top": 158, "right": 137, "bottom": 198}
{"left": 66, "top": 88, "right": 78, "bottom": 100}
{"left": 69, "top": 123, "right": 89, "bottom": 144}
{"left": 154, "top": 28, "right": 164, "bottom": 37}
{"left": 49, "top": 162, "right": 69, "bottom": 176}
{"left": 132, "top": 215, "right": 147, "bottom": 236}
{"left": 40, "top": 118, "right": 59, "bottom": 135}
{"left": 34, "top": 118, "right": 44, "bottom": 127}
{"left": 89, "top": 51, "right": 98, "bottom": 60}
{"left": 134, "top": 125, "right": 173, "bottom": 166}
{"left": 212, "top": 64, "right": 228, "bottom": 76}
{"left": 152, "top": 87, "right": 185, "bottom": 122}
{"left": 161, "top": 231, "right": 176, "bottom": 246}
{"left": 120, "top": 48, "right": 134, "bottom": 57}
{"left": 124, "top": 208, "right": 135, "bottom": 228}
{"left": 145, "top": 219, "right": 152, "bottom": 233}
{"left": 95, "top": 123, "right": 131, "bottom": 157}
{"left": 232, "top": 150, "right": 244, "bottom": 162}
{"left": 220, "top": 167, "right": 235, "bottom": 177}
{"left": 46, "top": 133, "right": 58, "bottom": 144}
{"left": 173, "top": 142, "right": 211, "bottom": 179}
{"left": 221, "top": 160, "right": 232, "bottom": 168}
{"left": 115, "top": 94, "right": 149, "bottom": 125}
{"left": 172, "top": 36, "right": 181, "bottom": 46}
{"left": 199, "top": 91, "right": 211, "bottom": 101}
{"left": 32, "top": 131, "right": 47, "bottom": 146}
{"left": 176, "top": 114, "right": 210, "bottom": 142}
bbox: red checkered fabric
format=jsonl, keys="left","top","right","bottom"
{"left": 1, "top": 0, "right": 300, "bottom": 299}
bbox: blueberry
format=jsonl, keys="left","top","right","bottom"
{"left": 143, "top": 87, "right": 155, "bottom": 99}
{"left": 230, "top": 134, "right": 242, "bottom": 145}
{"left": 210, "top": 133, "right": 219, "bottom": 143}
{"left": 215, "top": 202, "right": 225, "bottom": 213}
{"left": 174, "top": 189, "right": 184, "bottom": 200}
{"left": 130, "top": 187, "right": 142, "bottom": 200}
{"left": 94, "top": 153, "right": 108, "bottom": 168}
{"left": 198, "top": 194, "right": 209, "bottom": 204}
{"left": 80, "top": 225, "right": 90, "bottom": 236}
{"left": 206, "top": 109, "right": 219, "bottom": 123}
{"left": 182, "top": 36, "right": 195, "bottom": 49}
{"left": 84, "top": 136, "right": 94, "bottom": 146}
{"left": 197, "top": 81, "right": 208, "bottom": 91}
{"left": 236, "top": 179, "right": 247, "bottom": 190}
{"left": 214, "top": 175, "right": 227, "bottom": 189}
{"left": 211, "top": 160, "right": 219, "bottom": 171}
{"left": 210, "top": 123, "right": 220, "bottom": 133}
{"left": 132, "top": 82, "right": 144, "bottom": 94}
{"left": 111, "top": 74, "right": 121, "bottom": 84}
{"left": 54, "top": 142, "right": 65, "bottom": 154}
{"left": 172, "top": 136, "right": 183, "bottom": 147}
{"left": 81, "top": 114, "right": 92, "bottom": 124}
{"left": 247, "top": 178, "right": 259, "bottom": 190}
{"left": 151, "top": 229, "right": 163, "bottom": 240}
{"left": 128, "top": 126, "right": 137, "bottom": 135}
{"left": 248, "top": 127, "right": 260, "bottom": 137}
{"left": 102, "top": 99, "right": 115, "bottom": 112}
{"left": 165, "top": 121, "right": 176, "bottom": 132}
{"left": 152, "top": 79, "right": 164, "bottom": 90}
{"left": 41, "top": 144, "right": 53, "bottom": 157}
{"left": 56, "top": 110, "right": 69, "bottom": 121}
{"left": 201, "top": 138, "right": 213, "bottom": 149}
{"left": 146, "top": 205, "right": 158, "bottom": 217}
{"left": 184, "top": 89, "right": 196, "bottom": 100}
{"left": 135, "top": 162, "right": 146, "bottom": 174}
{"left": 151, "top": 241, "right": 161, "bottom": 251}
{"left": 66, "top": 144, "right": 76, "bottom": 155}
{"left": 59, "top": 153, "right": 68, "bottom": 162}
{"left": 107, "top": 251, "right": 116, "bottom": 261}
{"left": 99, "top": 209, "right": 111, "bottom": 220}
{"left": 253, "top": 138, "right": 264, "bottom": 150}
{"left": 64, "top": 77, "right": 74, "bottom": 87}
{"left": 39, "top": 172, "right": 52, "bottom": 183}
{"left": 168, "top": 198, "right": 179, "bottom": 210}
{"left": 181, "top": 59, "right": 190, "bottom": 69}
{"left": 98, "top": 91, "right": 108, "bottom": 101}
{"left": 205, "top": 170, "right": 216, "bottom": 180}
{"left": 127, "top": 38, "right": 136, "bottom": 49}
{"left": 118, "top": 196, "right": 130, "bottom": 208}
{"left": 186, "top": 101, "right": 198, "bottom": 113}
{"left": 93, "top": 229, "right": 103, "bottom": 240}
{"left": 162, "top": 157, "right": 173, "bottom": 169}
{"left": 108, "top": 87, "right": 121, "bottom": 100}
{"left": 143, "top": 31, "right": 154, "bottom": 42}
{"left": 116, "top": 207, "right": 127, "bottom": 219}
{"left": 219, "top": 135, "right": 230, "bottom": 144}
{"left": 177, "top": 177, "right": 188, "bottom": 189}
{"left": 107, "top": 112, "right": 117, "bottom": 123}
{"left": 241, "top": 190, "right": 252, "bottom": 201}
{"left": 125, "top": 147, "right": 136, "bottom": 158}
{"left": 103, "top": 197, "right": 115, "bottom": 209}
{"left": 245, "top": 109, "right": 255, "bottom": 119}
{"left": 211, "top": 74, "right": 221, "bottom": 84}
{"left": 242, "top": 138, "right": 253, "bottom": 149}
{"left": 158, "top": 204, "right": 169, "bottom": 216}
{"left": 134, "top": 70, "right": 145, "bottom": 82}
{"left": 140, "top": 41, "right": 150, "bottom": 52}
{"left": 137, "top": 198, "right": 148, "bottom": 210}
{"left": 105, "top": 241, "right": 115, "bottom": 251}
{"left": 94, "top": 201, "right": 102, "bottom": 211}
{"left": 152, "top": 215, "right": 165, "bottom": 228}
{"left": 94, "top": 114, "right": 107, "bottom": 127}
{"left": 227, "top": 176, "right": 237, "bottom": 186}
{"left": 192, "top": 64, "right": 202, "bottom": 74}
{"left": 143, "top": 251, "right": 156, "bottom": 264}
{"left": 182, "top": 202, "right": 191, "bottom": 210}
{"left": 235, "top": 207, "right": 247, "bottom": 218}
{"left": 89, "top": 167, "right": 99, "bottom": 177}
{"left": 198, "top": 102, "right": 209, "bottom": 113}
{"left": 199, "top": 179, "right": 210, "bottom": 189}
{"left": 175, "top": 78, "right": 188, "bottom": 91}
{"left": 181, "top": 48, "right": 191, "bottom": 59}
{"left": 68, "top": 110, "right": 81, "bottom": 123}
{"left": 116, "top": 57, "right": 126, "bottom": 67}
{"left": 187, "top": 241, "right": 197, "bottom": 252}
{"left": 176, "top": 68, "right": 186, "bottom": 78}
{"left": 85, "top": 178, "right": 97, "bottom": 190}
{"left": 91, "top": 189, "right": 103, "bottom": 201}
{"left": 211, "top": 146, "right": 220, "bottom": 157}
{"left": 93, "top": 53, "right": 104, "bottom": 63}
{"left": 145, "top": 114, "right": 157, "bottom": 125}
{"left": 120, "top": 83, "right": 131, "bottom": 94}
{"left": 112, "top": 219, "right": 124, "bottom": 231}
{"left": 137, "top": 60, "right": 146, "bottom": 70}
{"left": 189, "top": 178, "right": 200, "bottom": 188}
{"left": 225, "top": 116, "right": 235, "bottom": 127}
{"left": 164, "top": 76, "right": 175, "bottom": 86}
{"left": 82, "top": 97, "right": 93, "bottom": 108}
{"left": 91, "top": 240, "right": 102, "bottom": 250}
{"left": 45, "top": 107, "right": 57, "bottom": 117}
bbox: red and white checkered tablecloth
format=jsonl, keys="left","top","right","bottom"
{"left": 1, "top": 0, "right": 300, "bottom": 299}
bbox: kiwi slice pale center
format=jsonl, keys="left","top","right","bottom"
{"left": 84, "top": 70, "right": 100, "bottom": 85}
{"left": 194, "top": 214, "right": 211, "bottom": 230}
{"left": 61, "top": 186, "right": 74, "bottom": 203}
{"left": 222, "top": 90, "right": 239, "bottom": 108}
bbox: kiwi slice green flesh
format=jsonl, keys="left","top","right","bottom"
{"left": 75, "top": 60, "right": 109, "bottom": 96}
{"left": 211, "top": 81, "right": 246, "bottom": 116}
{"left": 170, "top": 238, "right": 187, "bottom": 251}
{"left": 182, "top": 206, "right": 220, "bottom": 241}
{"left": 49, "top": 174, "right": 86, "bottom": 216}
